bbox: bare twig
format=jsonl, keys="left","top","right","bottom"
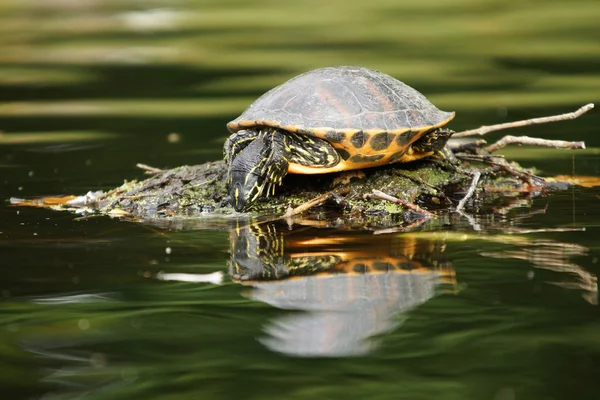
{"left": 366, "top": 189, "right": 434, "bottom": 217}
{"left": 453, "top": 103, "right": 594, "bottom": 138}
{"left": 122, "top": 194, "right": 154, "bottom": 199}
{"left": 283, "top": 187, "right": 350, "bottom": 218}
{"left": 136, "top": 163, "right": 164, "bottom": 174}
{"left": 456, "top": 171, "right": 481, "bottom": 211}
{"left": 9, "top": 195, "right": 78, "bottom": 207}
{"left": 189, "top": 178, "right": 216, "bottom": 188}
{"left": 495, "top": 164, "right": 545, "bottom": 188}
{"left": 486, "top": 135, "right": 586, "bottom": 153}
{"left": 455, "top": 154, "right": 506, "bottom": 165}
{"left": 456, "top": 154, "right": 546, "bottom": 188}
{"left": 447, "top": 139, "right": 487, "bottom": 153}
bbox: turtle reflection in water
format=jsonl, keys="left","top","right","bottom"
{"left": 225, "top": 66, "right": 455, "bottom": 211}
{"left": 229, "top": 223, "right": 456, "bottom": 357}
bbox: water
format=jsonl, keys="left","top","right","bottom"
{"left": 1, "top": 1, "right": 600, "bottom": 399}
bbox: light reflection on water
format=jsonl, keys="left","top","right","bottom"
{"left": 228, "top": 221, "right": 597, "bottom": 358}
{"left": 230, "top": 223, "right": 456, "bottom": 357}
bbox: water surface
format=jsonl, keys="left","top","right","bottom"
{"left": 1, "top": 1, "right": 599, "bottom": 399}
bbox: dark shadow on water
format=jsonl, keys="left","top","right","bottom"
{"left": 0, "top": 65, "right": 286, "bottom": 101}
{"left": 495, "top": 56, "right": 600, "bottom": 75}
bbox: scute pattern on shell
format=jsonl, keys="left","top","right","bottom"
{"left": 228, "top": 66, "right": 454, "bottom": 135}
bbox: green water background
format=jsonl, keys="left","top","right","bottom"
{"left": 1, "top": 1, "right": 599, "bottom": 399}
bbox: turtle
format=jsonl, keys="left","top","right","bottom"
{"left": 224, "top": 66, "right": 455, "bottom": 211}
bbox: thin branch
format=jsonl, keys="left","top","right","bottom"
{"left": 136, "top": 163, "right": 164, "bottom": 174}
{"left": 456, "top": 171, "right": 481, "bottom": 211}
{"left": 455, "top": 154, "right": 506, "bottom": 164}
{"left": 494, "top": 164, "right": 545, "bottom": 188}
{"left": 189, "top": 178, "right": 216, "bottom": 188}
{"left": 283, "top": 188, "right": 350, "bottom": 218}
{"left": 447, "top": 139, "right": 487, "bottom": 153}
{"left": 453, "top": 103, "right": 594, "bottom": 138}
{"left": 456, "top": 154, "right": 546, "bottom": 188}
{"left": 486, "top": 135, "right": 586, "bottom": 153}
{"left": 366, "top": 189, "right": 434, "bottom": 217}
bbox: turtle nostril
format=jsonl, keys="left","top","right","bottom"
{"left": 230, "top": 182, "right": 247, "bottom": 211}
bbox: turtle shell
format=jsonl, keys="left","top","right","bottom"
{"left": 227, "top": 66, "right": 455, "bottom": 173}
{"left": 228, "top": 66, "right": 453, "bottom": 139}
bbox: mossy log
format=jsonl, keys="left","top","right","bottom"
{"left": 88, "top": 157, "right": 527, "bottom": 220}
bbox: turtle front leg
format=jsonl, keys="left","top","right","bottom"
{"left": 228, "top": 129, "right": 290, "bottom": 211}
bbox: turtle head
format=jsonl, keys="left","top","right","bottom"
{"left": 228, "top": 133, "right": 289, "bottom": 212}
{"left": 229, "top": 169, "right": 267, "bottom": 212}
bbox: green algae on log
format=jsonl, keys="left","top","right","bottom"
{"left": 96, "top": 159, "right": 471, "bottom": 218}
